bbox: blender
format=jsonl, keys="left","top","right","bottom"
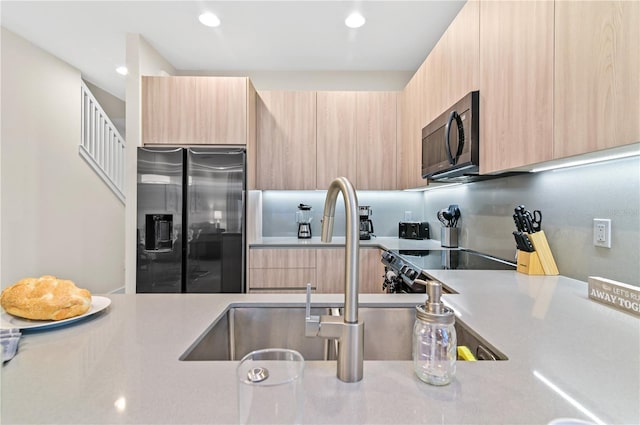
{"left": 296, "top": 204, "right": 313, "bottom": 239}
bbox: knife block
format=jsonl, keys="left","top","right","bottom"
{"left": 516, "top": 230, "right": 559, "bottom": 276}
{"left": 516, "top": 250, "right": 545, "bottom": 275}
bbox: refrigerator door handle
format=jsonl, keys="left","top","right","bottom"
{"left": 140, "top": 147, "right": 182, "bottom": 153}
{"left": 189, "top": 147, "right": 245, "bottom": 155}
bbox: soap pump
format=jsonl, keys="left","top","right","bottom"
{"left": 413, "top": 278, "right": 457, "bottom": 385}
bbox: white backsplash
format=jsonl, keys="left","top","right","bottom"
{"left": 423, "top": 156, "right": 640, "bottom": 286}
{"left": 261, "top": 190, "right": 425, "bottom": 238}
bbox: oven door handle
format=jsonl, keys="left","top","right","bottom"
{"left": 444, "top": 110, "right": 465, "bottom": 165}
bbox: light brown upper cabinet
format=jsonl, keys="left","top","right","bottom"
{"left": 396, "top": 77, "right": 423, "bottom": 190}
{"left": 400, "top": 0, "right": 638, "bottom": 178}
{"left": 396, "top": 0, "right": 478, "bottom": 189}
{"left": 256, "top": 91, "right": 317, "bottom": 190}
{"left": 316, "top": 92, "right": 357, "bottom": 188}
{"left": 479, "top": 1, "right": 554, "bottom": 174}
{"left": 316, "top": 91, "right": 397, "bottom": 190}
{"left": 356, "top": 92, "right": 397, "bottom": 190}
{"left": 422, "top": 0, "right": 479, "bottom": 125}
{"left": 141, "top": 76, "right": 255, "bottom": 146}
{"left": 554, "top": 0, "right": 640, "bottom": 159}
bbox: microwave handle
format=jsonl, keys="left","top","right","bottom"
{"left": 445, "top": 110, "right": 465, "bottom": 165}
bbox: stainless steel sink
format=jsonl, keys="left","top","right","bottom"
{"left": 180, "top": 306, "right": 507, "bottom": 361}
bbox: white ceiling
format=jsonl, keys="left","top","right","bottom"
{"left": 1, "top": 1, "right": 465, "bottom": 100}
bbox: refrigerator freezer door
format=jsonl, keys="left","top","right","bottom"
{"left": 186, "top": 148, "right": 245, "bottom": 293}
{"left": 136, "top": 147, "right": 184, "bottom": 293}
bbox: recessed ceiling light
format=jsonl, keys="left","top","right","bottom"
{"left": 345, "top": 12, "right": 366, "bottom": 29}
{"left": 116, "top": 66, "right": 128, "bottom": 76}
{"left": 199, "top": 12, "right": 220, "bottom": 27}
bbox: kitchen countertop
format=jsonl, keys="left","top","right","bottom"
{"left": 2, "top": 272, "right": 639, "bottom": 424}
{"left": 250, "top": 236, "right": 446, "bottom": 251}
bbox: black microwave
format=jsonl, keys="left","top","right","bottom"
{"left": 422, "top": 91, "right": 479, "bottom": 180}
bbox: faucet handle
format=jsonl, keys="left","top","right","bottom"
{"left": 305, "top": 282, "right": 312, "bottom": 317}
{"left": 305, "top": 283, "right": 320, "bottom": 336}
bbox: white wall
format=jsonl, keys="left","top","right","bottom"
{"left": 0, "top": 28, "right": 124, "bottom": 293}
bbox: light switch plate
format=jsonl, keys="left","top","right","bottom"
{"left": 593, "top": 218, "right": 611, "bottom": 248}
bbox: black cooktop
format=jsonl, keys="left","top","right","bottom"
{"left": 394, "top": 249, "right": 516, "bottom": 272}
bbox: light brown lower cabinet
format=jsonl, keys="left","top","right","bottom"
{"left": 358, "top": 248, "right": 386, "bottom": 293}
{"left": 248, "top": 268, "right": 316, "bottom": 293}
{"left": 247, "top": 247, "right": 385, "bottom": 294}
{"left": 315, "top": 248, "right": 385, "bottom": 294}
{"left": 248, "top": 249, "right": 316, "bottom": 293}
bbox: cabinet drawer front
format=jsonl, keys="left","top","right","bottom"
{"left": 249, "top": 268, "right": 316, "bottom": 290}
{"left": 249, "top": 248, "right": 316, "bottom": 268}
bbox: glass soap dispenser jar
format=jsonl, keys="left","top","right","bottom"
{"left": 413, "top": 279, "right": 457, "bottom": 385}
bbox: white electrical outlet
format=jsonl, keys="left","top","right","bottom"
{"left": 593, "top": 218, "right": 612, "bottom": 248}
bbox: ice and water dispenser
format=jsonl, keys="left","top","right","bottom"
{"left": 144, "top": 214, "right": 174, "bottom": 251}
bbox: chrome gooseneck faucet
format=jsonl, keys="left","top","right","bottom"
{"left": 305, "top": 176, "right": 364, "bottom": 382}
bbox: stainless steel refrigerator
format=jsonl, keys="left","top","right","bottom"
{"left": 136, "top": 147, "right": 245, "bottom": 293}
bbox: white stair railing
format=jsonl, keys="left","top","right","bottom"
{"left": 79, "top": 81, "right": 126, "bottom": 203}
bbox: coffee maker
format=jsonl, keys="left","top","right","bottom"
{"left": 296, "top": 204, "right": 312, "bottom": 239}
{"left": 359, "top": 206, "right": 374, "bottom": 240}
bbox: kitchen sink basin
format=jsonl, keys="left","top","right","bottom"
{"left": 180, "top": 306, "right": 507, "bottom": 362}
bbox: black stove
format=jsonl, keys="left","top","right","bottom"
{"left": 381, "top": 249, "right": 516, "bottom": 293}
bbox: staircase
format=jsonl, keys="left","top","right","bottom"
{"left": 79, "top": 81, "right": 126, "bottom": 203}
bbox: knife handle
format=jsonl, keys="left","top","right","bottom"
{"left": 522, "top": 233, "right": 535, "bottom": 252}
{"left": 513, "top": 214, "right": 524, "bottom": 232}
{"left": 513, "top": 231, "right": 535, "bottom": 252}
{"left": 513, "top": 231, "right": 523, "bottom": 250}
{"left": 531, "top": 210, "right": 542, "bottom": 232}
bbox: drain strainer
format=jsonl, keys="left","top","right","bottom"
{"left": 247, "top": 367, "right": 269, "bottom": 383}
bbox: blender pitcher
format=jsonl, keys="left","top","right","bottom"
{"left": 296, "top": 204, "right": 312, "bottom": 239}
